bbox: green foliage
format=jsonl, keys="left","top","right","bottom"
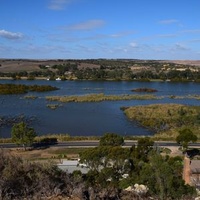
{"left": 176, "top": 128, "right": 198, "bottom": 150}
{"left": 79, "top": 146, "right": 110, "bottom": 170}
{"left": 140, "top": 153, "right": 196, "bottom": 200}
{"left": 2, "top": 59, "right": 200, "bottom": 81}
{"left": 0, "top": 84, "right": 27, "bottom": 94}
{"left": 28, "top": 84, "right": 58, "bottom": 92}
{"left": 124, "top": 104, "right": 200, "bottom": 137}
{"left": 11, "top": 122, "right": 37, "bottom": 149}
{"left": 136, "top": 137, "right": 154, "bottom": 161}
{"left": 99, "top": 133, "right": 124, "bottom": 146}
{"left": 0, "top": 84, "right": 58, "bottom": 95}
{"left": 46, "top": 93, "right": 158, "bottom": 103}
{"left": 79, "top": 141, "right": 197, "bottom": 199}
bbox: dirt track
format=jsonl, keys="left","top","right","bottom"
{"left": 183, "top": 156, "right": 191, "bottom": 185}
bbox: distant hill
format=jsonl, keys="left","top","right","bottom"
{"left": 163, "top": 60, "right": 200, "bottom": 66}
{"left": 0, "top": 59, "right": 200, "bottom": 73}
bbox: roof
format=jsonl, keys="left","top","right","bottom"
{"left": 57, "top": 160, "right": 89, "bottom": 174}
{"left": 190, "top": 160, "right": 200, "bottom": 174}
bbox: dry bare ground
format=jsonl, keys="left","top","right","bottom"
{"left": 9, "top": 146, "right": 80, "bottom": 161}
{"left": 168, "top": 60, "right": 200, "bottom": 66}
{"left": 0, "top": 59, "right": 72, "bottom": 73}
{"left": 0, "top": 59, "right": 101, "bottom": 73}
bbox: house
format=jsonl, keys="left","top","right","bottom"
{"left": 190, "top": 160, "right": 200, "bottom": 189}
{"left": 183, "top": 155, "right": 200, "bottom": 189}
{"left": 57, "top": 159, "right": 89, "bottom": 174}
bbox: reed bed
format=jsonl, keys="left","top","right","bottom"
{"left": 124, "top": 103, "right": 200, "bottom": 138}
{"left": 46, "top": 93, "right": 159, "bottom": 102}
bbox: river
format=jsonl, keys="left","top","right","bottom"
{"left": 0, "top": 79, "right": 200, "bottom": 138}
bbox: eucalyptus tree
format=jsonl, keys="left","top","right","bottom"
{"left": 99, "top": 133, "right": 124, "bottom": 147}
{"left": 11, "top": 122, "right": 37, "bottom": 150}
{"left": 176, "top": 128, "right": 197, "bottom": 151}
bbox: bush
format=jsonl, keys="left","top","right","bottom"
{"left": 99, "top": 133, "right": 124, "bottom": 146}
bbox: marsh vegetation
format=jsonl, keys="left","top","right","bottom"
{"left": 46, "top": 93, "right": 159, "bottom": 103}
{"left": 124, "top": 104, "right": 200, "bottom": 138}
{"left": 0, "top": 83, "right": 58, "bottom": 94}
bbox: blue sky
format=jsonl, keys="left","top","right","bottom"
{"left": 0, "top": 0, "right": 200, "bottom": 60}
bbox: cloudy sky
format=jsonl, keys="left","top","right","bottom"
{"left": 0, "top": 0, "right": 200, "bottom": 60}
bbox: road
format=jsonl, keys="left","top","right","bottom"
{"left": 0, "top": 140, "right": 200, "bottom": 149}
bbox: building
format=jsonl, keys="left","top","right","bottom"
{"left": 183, "top": 155, "right": 200, "bottom": 189}
{"left": 57, "top": 159, "right": 89, "bottom": 174}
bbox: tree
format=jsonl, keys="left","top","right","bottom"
{"left": 136, "top": 137, "right": 154, "bottom": 161}
{"left": 99, "top": 133, "right": 124, "bottom": 147}
{"left": 79, "top": 146, "right": 110, "bottom": 171}
{"left": 140, "top": 153, "right": 196, "bottom": 200}
{"left": 11, "top": 122, "right": 37, "bottom": 150}
{"left": 176, "top": 128, "right": 197, "bottom": 150}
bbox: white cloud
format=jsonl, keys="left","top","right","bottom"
{"left": 48, "top": 0, "right": 74, "bottom": 10}
{"left": 67, "top": 20, "right": 105, "bottom": 31}
{"left": 0, "top": 30, "right": 23, "bottom": 40}
{"left": 159, "top": 19, "right": 179, "bottom": 24}
{"left": 130, "top": 42, "right": 138, "bottom": 48}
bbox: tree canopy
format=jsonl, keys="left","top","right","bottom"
{"left": 79, "top": 135, "right": 196, "bottom": 199}
{"left": 176, "top": 128, "right": 197, "bottom": 150}
{"left": 11, "top": 122, "right": 37, "bottom": 149}
{"left": 99, "top": 133, "right": 124, "bottom": 147}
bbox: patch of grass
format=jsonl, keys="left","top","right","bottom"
{"left": 49, "top": 148, "right": 92, "bottom": 155}
{"left": 35, "top": 134, "right": 70, "bottom": 142}
{"left": 24, "top": 95, "right": 38, "bottom": 99}
{"left": 0, "top": 138, "right": 12, "bottom": 143}
{"left": 131, "top": 88, "right": 158, "bottom": 92}
{"left": 46, "top": 93, "right": 160, "bottom": 103}
{"left": 46, "top": 104, "right": 62, "bottom": 109}
{"left": 0, "top": 84, "right": 58, "bottom": 94}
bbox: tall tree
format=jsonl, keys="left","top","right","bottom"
{"left": 176, "top": 128, "right": 197, "bottom": 151}
{"left": 140, "top": 153, "right": 196, "bottom": 200}
{"left": 99, "top": 133, "right": 124, "bottom": 147}
{"left": 11, "top": 122, "right": 37, "bottom": 150}
{"left": 136, "top": 137, "right": 154, "bottom": 161}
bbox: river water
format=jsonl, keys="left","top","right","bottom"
{"left": 0, "top": 80, "right": 200, "bottom": 138}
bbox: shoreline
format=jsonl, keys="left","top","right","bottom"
{"left": 0, "top": 76, "right": 198, "bottom": 82}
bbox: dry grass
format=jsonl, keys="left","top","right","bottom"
{"left": 0, "top": 59, "right": 100, "bottom": 73}
{"left": 167, "top": 60, "right": 200, "bottom": 66}
{"left": 9, "top": 147, "right": 88, "bottom": 161}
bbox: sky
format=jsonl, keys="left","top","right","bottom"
{"left": 0, "top": 0, "right": 200, "bottom": 60}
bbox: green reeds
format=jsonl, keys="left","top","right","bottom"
{"left": 46, "top": 93, "right": 159, "bottom": 103}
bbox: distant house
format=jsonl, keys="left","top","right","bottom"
{"left": 57, "top": 159, "right": 89, "bottom": 174}
{"left": 190, "top": 160, "right": 200, "bottom": 189}
{"left": 183, "top": 156, "right": 200, "bottom": 189}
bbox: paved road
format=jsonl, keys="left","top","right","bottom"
{"left": 0, "top": 141, "right": 200, "bottom": 149}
